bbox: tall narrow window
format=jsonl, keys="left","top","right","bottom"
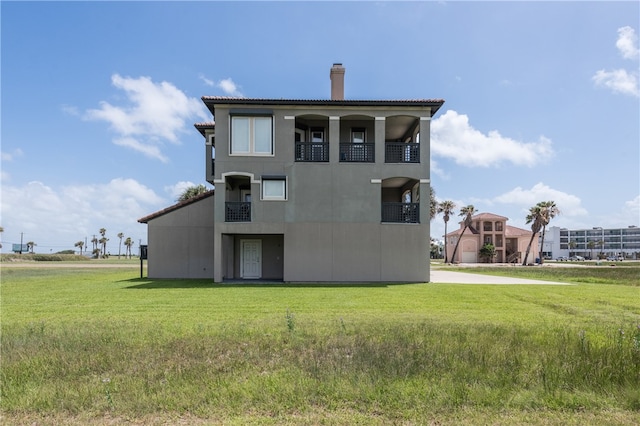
{"left": 231, "top": 116, "right": 273, "bottom": 155}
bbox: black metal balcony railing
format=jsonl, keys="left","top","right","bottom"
{"left": 225, "top": 202, "right": 251, "bottom": 222}
{"left": 295, "top": 142, "right": 329, "bottom": 162}
{"left": 340, "top": 143, "right": 375, "bottom": 162}
{"left": 382, "top": 202, "right": 419, "bottom": 223}
{"left": 385, "top": 143, "right": 420, "bottom": 163}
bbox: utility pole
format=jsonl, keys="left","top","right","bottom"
{"left": 20, "top": 232, "right": 24, "bottom": 255}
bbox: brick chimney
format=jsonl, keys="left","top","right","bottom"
{"left": 330, "top": 63, "right": 345, "bottom": 100}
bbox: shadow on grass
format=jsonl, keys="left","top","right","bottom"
{"left": 121, "top": 278, "right": 417, "bottom": 289}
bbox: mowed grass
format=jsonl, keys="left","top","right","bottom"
{"left": 1, "top": 263, "right": 639, "bottom": 425}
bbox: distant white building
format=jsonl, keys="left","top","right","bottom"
{"left": 541, "top": 226, "right": 640, "bottom": 259}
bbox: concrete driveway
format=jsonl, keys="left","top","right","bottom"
{"left": 430, "top": 270, "right": 571, "bottom": 285}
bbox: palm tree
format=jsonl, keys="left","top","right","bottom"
{"left": 91, "top": 236, "right": 98, "bottom": 252}
{"left": 430, "top": 187, "right": 437, "bottom": 221}
{"left": 117, "top": 232, "right": 124, "bottom": 258}
{"left": 74, "top": 240, "right": 84, "bottom": 255}
{"left": 536, "top": 201, "right": 560, "bottom": 265}
{"left": 568, "top": 240, "right": 577, "bottom": 258}
{"left": 99, "top": 228, "right": 108, "bottom": 258}
{"left": 99, "top": 237, "right": 109, "bottom": 258}
{"left": 437, "top": 200, "right": 456, "bottom": 263}
{"left": 449, "top": 205, "right": 476, "bottom": 264}
{"left": 178, "top": 184, "right": 208, "bottom": 202}
{"left": 595, "top": 240, "right": 604, "bottom": 259}
{"left": 523, "top": 205, "right": 543, "bottom": 265}
{"left": 587, "top": 240, "right": 596, "bottom": 260}
{"left": 0, "top": 226, "right": 4, "bottom": 250}
{"left": 124, "top": 237, "right": 134, "bottom": 259}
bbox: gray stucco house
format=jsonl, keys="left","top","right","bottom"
{"left": 139, "top": 64, "right": 444, "bottom": 282}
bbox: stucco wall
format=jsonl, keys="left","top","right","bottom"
{"left": 146, "top": 196, "right": 214, "bottom": 279}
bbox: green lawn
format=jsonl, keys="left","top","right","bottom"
{"left": 2, "top": 263, "right": 639, "bottom": 425}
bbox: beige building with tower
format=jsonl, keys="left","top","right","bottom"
{"left": 445, "top": 213, "right": 539, "bottom": 264}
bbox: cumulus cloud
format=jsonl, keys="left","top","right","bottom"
{"left": 616, "top": 26, "right": 640, "bottom": 60}
{"left": 592, "top": 69, "right": 639, "bottom": 97}
{"left": 0, "top": 179, "right": 166, "bottom": 253}
{"left": 84, "top": 74, "right": 209, "bottom": 161}
{"left": 592, "top": 26, "right": 639, "bottom": 98}
{"left": 199, "top": 74, "right": 243, "bottom": 97}
{"left": 431, "top": 110, "right": 554, "bottom": 168}
{"left": 164, "top": 180, "right": 198, "bottom": 201}
{"left": 493, "top": 182, "right": 588, "bottom": 217}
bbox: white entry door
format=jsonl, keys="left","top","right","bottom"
{"left": 241, "top": 239, "right": 262, "bottom": 279}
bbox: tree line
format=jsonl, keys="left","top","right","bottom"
{"left": 74, "top": 228, "right": 135, "bottom": 259}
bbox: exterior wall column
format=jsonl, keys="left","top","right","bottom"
{"left": 375, "top": 117, "right": 385, "bottom": 164}
{"left": 420, "top": 116, "right": 431, "bottom": 171}
{"left": 329, "top": 116, "right": 340, "bottom": 163}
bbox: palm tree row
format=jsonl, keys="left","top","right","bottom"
{"left": 74, "top": 229, "right": 136, "bottom": 259}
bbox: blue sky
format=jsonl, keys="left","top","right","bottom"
{"left": 1, "top": 1, "right": 639, "bottom": 253}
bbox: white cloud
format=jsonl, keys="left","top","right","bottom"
{"left": 592, "top": 26, "right": 640, "bottom": 98}
{"left": 493, "top": 182, "right": 588, "bottom": 217}
{"left": 616, "top": 26, "right": 639, "bottom": 60}
{"left": 114, "top": 137, "right": 169, "bottom": 163}
{"left": 0, "top": 179, "right": 165, "bottom": 253}
{"left": 592, "top": 69, "right": 639, "bottom": 97}
{"left": 164, "top": 180, "right": 198, "bottom": 201}
{"left": 199, "top": 74, "right": 243, "bottom": 97}
{"left": 198, "top": 74, "right": 215, "bottom": 87}
{"left": 431, "top": 110, "right": 554, "bottom": 168}
{"left": 1, "top": 148, "right": 23, "bottom": 162}
{"left": 84, "top": 74, "right": 209, "bottom": 161}
{"left": 601, "top": 195, "right": 640, "bottom": 228}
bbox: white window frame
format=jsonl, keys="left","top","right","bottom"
{"left": 230, "top": 116, "right": 274, "bottom": 156}
{"left": 351, "top": 128, "right": 366, "bottom": 143}
{"left": 261, "top": 177, "right": 287, "bottom": 201}
{"left": 310, "top": 128, "right": 325, "bottom": 142}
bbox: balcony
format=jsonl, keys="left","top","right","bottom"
{"left": 340, "top": 143, "right": 374, "bottom": 162}
{"left": 382, "top": 202, "right": 419, "bottom": 223}
{"left": 295, "top": 142, "right": 329, "bottom": 162}
{"left": 385, "top": 143, "right": 419, "bottom": 163}
{"left": 225, "top": 202, "right": 251, "bottom": 222}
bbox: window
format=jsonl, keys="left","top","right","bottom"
{"left": 262, "top": 177, "right": 286, "bottom": 200}
{"left": 231, "top": 116, "right": 273, "bottom": 155}
{"left": 351, "top": 128, "right": 365, "bottom": 143}
{"left": 311, "top": 128, "right": 324, "bottom": 142}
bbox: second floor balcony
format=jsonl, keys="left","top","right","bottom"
{"left": 382, "top": 202, "right": 419, "bottom": 223}
{"left": 385, "top": 143, "right": 420, "bottom": 163}
{"left": 226, "top": 202, "right": 251, "bottom": 222}
{"left": 295, "top": 142, "right": 329, "bottom": 162}
{"left": 340, "top": 142, "right": 375, "bottom": 162}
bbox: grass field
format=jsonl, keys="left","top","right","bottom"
{"left": 1, "top": 262, "right": 639, "bottom": 425}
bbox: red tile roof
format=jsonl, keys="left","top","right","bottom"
{"left": 138, "top": 190, "right": 214, "bottom": 224}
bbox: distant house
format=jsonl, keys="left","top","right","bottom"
{"left": 445, "top": 213, "right": 538, "bottom": 264}
{"left": 139, "top": 64, "right": 445, "bottom": 282}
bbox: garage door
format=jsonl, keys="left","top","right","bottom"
{"left": 461, "top": 251, "right": 477, "bottom": 263}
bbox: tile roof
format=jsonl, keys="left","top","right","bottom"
{"left": 201, "top": 96, "right": 445, "bottom": 114}
{"left": 194, "top": 121, "right": 215, "bottom": 137}
{"left": 138, "top": 190, "right": 214, "bottom": 224}
{"left": 472, "top": 212, "right": 509, "bottom": 221}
